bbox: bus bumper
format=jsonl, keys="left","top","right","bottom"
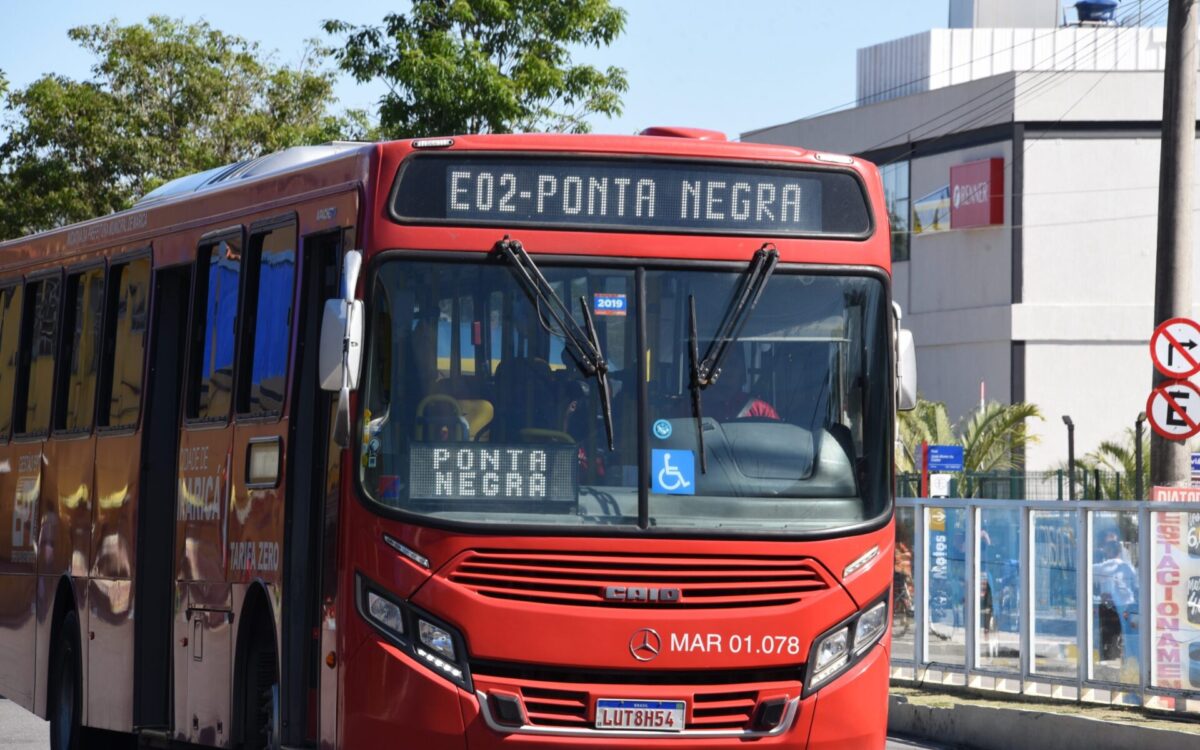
{"left": 456, "top": 644, "right": 890, "bottom": 749}
{"left": 345, "top": 636, "right": 889, "bottom": 749}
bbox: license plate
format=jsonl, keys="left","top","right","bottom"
{"left": 594, "top": 699, "right": 686, "bottom": 732}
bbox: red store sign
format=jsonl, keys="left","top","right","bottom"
{"left": 950, "top": 158, "right": 1004, "bottom": 229}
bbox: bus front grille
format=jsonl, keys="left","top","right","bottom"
{"left": 472, "top": 668, "right": 791, "bottom": 733}
{"left": 445, "top": 549, "right": 831, "bottom": 608}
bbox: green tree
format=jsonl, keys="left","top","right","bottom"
{"left": 0, "top": 17, "right": 367, "bottom": 237}
{"left": 324, "top": 0, "right": 629, "bottom": 138}
{"left": 1071, "top": 427, "right": 1150, "bottom": 499}
{"left": 896, "top": 398, "right": 1043, "bottom": 478}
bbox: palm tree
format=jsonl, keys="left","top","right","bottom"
{"left": 960, "top": 401, "right": 1043, "bottom": 473}
{"left": 1074, "top": 427, "right": 1150, "bottom": 499}
{"left": 896, "top": 398, "right": 1043, "bottom": 486}
{"left": 896, "top": 398, "right": 954, "bottom": 472}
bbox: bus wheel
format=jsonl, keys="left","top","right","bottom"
{"left": 49, "top": 610, "right": 82, "bottom": 750}
{"left": 242, "top": 632, "right": 280, "bottom": 750}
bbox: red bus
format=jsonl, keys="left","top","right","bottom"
{"left": 0, "top": 129, "right": 916, "bottom": 749}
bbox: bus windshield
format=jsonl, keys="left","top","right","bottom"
{"left": 358, "top": 256, "right": 890, "bottom": 534}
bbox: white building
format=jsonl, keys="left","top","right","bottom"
{"left": 744, "top": 0, "right": 1192, "bottom": 469}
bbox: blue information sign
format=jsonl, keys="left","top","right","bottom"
{"left": 927, "top": 445, "right": 964, "bottom": 472}
{"left": 1192, "top": 452, "right": 1200, "bottom": 475}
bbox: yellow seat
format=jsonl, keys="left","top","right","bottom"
{"left": 415, "top": 395, "right": 467, "bottom": 441}
{"left": 458, "top": 399, "right": 494, "bottom": 441}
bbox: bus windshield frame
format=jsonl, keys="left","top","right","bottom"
{"left": 356, "top": 251, "right": 893, "bottom": 539}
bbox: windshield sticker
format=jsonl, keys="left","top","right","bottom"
{"left": 652, "top": 449, "right": 695, "bottom": 495}
{"left": 593, "top": 292, "right": 627, "bottom": 316}
{"left": 652, "top": 419, "right": 673, "bottom": 440}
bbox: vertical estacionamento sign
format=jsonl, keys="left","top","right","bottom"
{"left": 949, "top": 158, "right": 1004, "bottom": 229}
{"left": 1151, "top": 511, "right": 1200, "bottom": 690}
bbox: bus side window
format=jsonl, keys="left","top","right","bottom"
{"left": 0, "top": 284, "right": 24, "bottom": 440}
{"left": 237, "top": 223, "right": 296, "bottom": 417}
{"left": 97, "top": 257, "right": 150, "bottom": 429}
{"left": 15, "top": 275, "right": 61, "bottom": 436}
{"left": 187, "top": 237, "right": 241, "bottom": 422}
{"left": 55, "top": 266, "right": 106, "bottom": 432}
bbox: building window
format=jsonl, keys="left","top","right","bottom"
{"left": 881, "top": 161, "right": 910, "bottom": 262}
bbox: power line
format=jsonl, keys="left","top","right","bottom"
{"left": 869, "top": 0, "right": 1170, "bottom": 166}
{"left": 763, "top": 6, "right": 1166, "bottom": 128}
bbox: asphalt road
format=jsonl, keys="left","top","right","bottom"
{"left": 0, "top": 697, "right": 950, "bottom": 749}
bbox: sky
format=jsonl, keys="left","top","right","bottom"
{"left": 0, "top": 0, "right": 954, "bottom": 139}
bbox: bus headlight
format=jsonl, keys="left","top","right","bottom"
{"left": 367, "top": 591, "right": 405, "bottom": 635}
{"left": 803, "top": 592, "right": 888, "bottom": 696}
{"left": 357, "top": 574, "right": 472, "bottom": 690}
{"left": 809, "top": 627, "right": 850, "bottom": 687}
{"left": 419, "top": 619, "right": 457, "bottom": 660}
{"left": 853, "top": 601, "right": 888, "bottom": 655}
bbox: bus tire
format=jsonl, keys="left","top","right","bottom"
{"left": 48, "top": 609, "right": 82, "bottom": 750}
{"left": 240, "top": 625, "right": 280, "bottom": 750}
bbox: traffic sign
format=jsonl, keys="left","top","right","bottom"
{"left": 1147, "top": 380, "right": 1200, "bottom": 441}
{"left": 1151, "top": 317, "right": 1200, "bottom": 378}
{"left": 927, "top": 445, "right": 964, "bottom": 472}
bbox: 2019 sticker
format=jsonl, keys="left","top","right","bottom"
{"left": 593, "top": 292, "right": 628, "bottom": 316}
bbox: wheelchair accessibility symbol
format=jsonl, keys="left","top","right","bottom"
{"left": 652, "top": 450, "right": 695, "bottom": 495}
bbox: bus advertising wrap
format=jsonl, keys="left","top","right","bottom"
{"left": 391, "top": 155, "right": 872, "bottom": 237}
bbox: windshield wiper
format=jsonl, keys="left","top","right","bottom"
{"left": 687, "top": 244, "right": 779, "bottom": 474}
{"left": 695, "top": 243, "right": 779, "bottom": 388}
{"left": 494, "top": 237, "right": 615, "bottom": 450}
{"left": 688, "top": 295, "right": 708, "bottom": 473}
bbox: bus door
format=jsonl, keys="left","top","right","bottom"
{"left": 225, "top": 217, "right": 299, "bottom": 744}
{"left": 20, "top": 271, "right": 71, "bottom": 720}
{"left": 0, "top": 281, "right": 35, "bottom": 712}
{"left": 280, "top": 227, "right": 341, "bottom": 747}
{"left": 175, "top": 230, "right": 243, "bottom": 745}
{"left": 54, "top": 260, "right": 122, "bottom": 733}
{"left": 131, "top": 258, "right": 186, "bottom": 731}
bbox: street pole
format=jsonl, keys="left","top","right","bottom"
{"left": 1152, "top": 0, "right": 1199, "bottom": 489}
{"left": 1135, "top": 412, "right": 1146, "bottom": 499}
{"left": 1063, "top": 416, "right": 1076, "bottom": 500}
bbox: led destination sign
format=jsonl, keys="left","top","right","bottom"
{"left": 392, "top": 155, "right": 871, "bottom": 237}
{"left": 409, "top": 444, "right": 578, "bottom": 506}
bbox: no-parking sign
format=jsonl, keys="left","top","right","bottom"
{"left": 1147, "top": 380, "right": 1200, "bottom": 441}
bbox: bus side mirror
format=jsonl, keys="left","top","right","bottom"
{"left": 320, "top": 250, "right": 364, "bottom": 447}
{"left": 897, "top": 328, "right": 917, "bottom": 411}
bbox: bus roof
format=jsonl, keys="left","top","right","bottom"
{"left": 0, "top": 133, "right": 870, "bottom": 268}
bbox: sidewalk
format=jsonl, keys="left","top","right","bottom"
{"left": 888, "top": 685, "right": 1200, "bottom": 750}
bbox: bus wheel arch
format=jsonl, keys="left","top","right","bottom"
{"left": 233, "top": 583, "right": 280, "bottom": 750}
{"left": 47, "top": 578, "right": 82, "bottom": 750}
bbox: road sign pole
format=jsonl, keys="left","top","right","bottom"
{"left": 920, "top": 441, "right": 929, "bottom": 497}
{"left": 1152, "top": 0, "right": 1198, "bottom": 488}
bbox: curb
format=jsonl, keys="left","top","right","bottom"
{"left": 887, "top": 694, "right": 1199, "bottom": 750}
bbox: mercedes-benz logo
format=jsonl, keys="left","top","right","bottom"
{"left": 629, "top": 628, "right": 661, "bottom": 662}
